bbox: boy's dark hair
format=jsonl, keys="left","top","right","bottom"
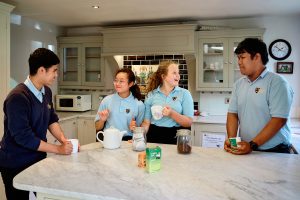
{"left": 28, "top": 48, "right": 60, "bottom": 75}
{"left": 234, "top": 38, "right": 269, "bottom": 65}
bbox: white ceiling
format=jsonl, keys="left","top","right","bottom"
{"left": 3, "top": 0, "right": 300, "bottom": 27}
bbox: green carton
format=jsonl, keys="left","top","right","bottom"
{"left": 146, "top": 146, "right": 161, "bottom": 173}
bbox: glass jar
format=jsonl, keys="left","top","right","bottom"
{"left": 132, "top": 127, "right": 146, "bottom": 151}
{"left": 177, "top": 129, "right": 192, "bottom": 154}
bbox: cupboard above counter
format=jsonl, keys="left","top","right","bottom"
{"left": 57, "top": 36, "right": 105, "bottom": 89}
{"left": 195, "top": 29, "right": 265, "bottom": 91}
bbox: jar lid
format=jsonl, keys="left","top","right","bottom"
{"left": 176, "top": 129, "right": 191, "bottom": 136}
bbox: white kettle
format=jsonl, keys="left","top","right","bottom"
{"left": 96, "top": 127, "right": 127, "bottom": 149}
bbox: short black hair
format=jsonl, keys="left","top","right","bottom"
{"left": 234, "top": 38, "right": 269, "bottom": 65}
{"left": 28, "top": 48, "right": 60, "bottom": 75}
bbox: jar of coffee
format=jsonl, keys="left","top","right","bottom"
{"left": 176, "top": 129, "right": 192, "bottom": 154}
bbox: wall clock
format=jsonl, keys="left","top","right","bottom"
{"left": 269, "top": 39, "right": 292, "bottom": 60}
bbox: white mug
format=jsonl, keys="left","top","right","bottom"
{"left": 151, "top": 105, "right": 163, "bottom": 120}
{"left": 68, "top": 139, "right": 79, "bottom": 153}
{"left": 229, "top": 137, "right": 241, "bottom": 148}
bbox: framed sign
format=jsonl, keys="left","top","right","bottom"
{"left": 276, "top": 62, "right": 293, "bottom": 74}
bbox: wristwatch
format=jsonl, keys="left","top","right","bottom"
{"left": 249, "top": 141, "right": 258, "bottom": 151}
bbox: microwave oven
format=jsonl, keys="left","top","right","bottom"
{"left": 56, "top": 94, "right": 91, "bottom": 111}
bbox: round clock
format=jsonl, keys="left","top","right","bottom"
{"left": 269, "top": 39, "right": 292, "bottom": 60}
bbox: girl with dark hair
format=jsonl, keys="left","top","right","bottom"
{"left": 139, "top": 60, "right": 194, "bottom": 144}
{"left": 95, "top": 68, "right": 145, "bottom": 140}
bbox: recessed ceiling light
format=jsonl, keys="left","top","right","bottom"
{"left": 92, "top": 5, "right": 100, "bottom": 9}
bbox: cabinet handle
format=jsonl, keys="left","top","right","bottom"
{"left": 224, "top": 62, "right": 228, "bottom": 64}
{"left": 229, "top": 62, "right": 233, "bottom": 64}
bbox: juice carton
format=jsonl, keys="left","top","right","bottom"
{"left": 146, "top": 146, "right": 161, "bottom": 173}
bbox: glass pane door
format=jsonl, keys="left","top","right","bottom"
{"left": 82, "top": 45, "right": 103, "bottom": 86}
{"left": 202, "top": 42, "right": 224, "bottom": 84}
{"left": 61, "top": 46, "right": 79, "bottom": 83}
{"left": 84, "top": 46, "right": 101, "bottom": 82}
{"left": 232, "top": 41, "right": 243, "bottom": 82}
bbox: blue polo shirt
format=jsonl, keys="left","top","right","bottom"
{"left": 228, "top": 68, "right": 293, "bottom": 150}
{"left": 95, "top": 93, "right": 145, "bottom": 136}
{"left": 144, "top": 86, "right": 194, "bottom": 127}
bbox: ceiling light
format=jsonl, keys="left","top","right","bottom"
{"left": 92, "top": 5, "right": 100, "bottom": 9}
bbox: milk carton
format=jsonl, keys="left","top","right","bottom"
{"left": 146, "top": 146, "right": 161, "bottom": 173}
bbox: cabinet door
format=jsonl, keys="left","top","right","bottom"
{"left": 197, "top": 38, "right": 229, "bottom": 89}
{"left": 47, "top": 130, "right": 60, "bottom": 145}
{"left": 228, "top": 37, "right": 245, "bottom": 87}
{"left": 192, "top": 123, "right": 226, "bottom": 148}
{"left": 81, "top": 43, "right": 104, "bottom": 86}
{"left": 77, "top": 118, "right": 97, "bottom": 145}
{"left": 58, "top": 44, "right": 82, "bottom": 86}
{"left": 59, "top": 118, "right": 78, "bottom": 139}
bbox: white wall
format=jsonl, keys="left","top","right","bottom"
{"left": 197, "top": 15, "right": 300, "bottom": 117}
{"left": 10, "top": 14, "right": 63, "bottom": 95}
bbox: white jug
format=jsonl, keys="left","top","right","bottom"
{"left": 96, "top": 127, "right": 127, "bottom": 149}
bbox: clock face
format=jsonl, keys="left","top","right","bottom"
{"left": 269, "top": 39, "right": 291, "bottom": 60}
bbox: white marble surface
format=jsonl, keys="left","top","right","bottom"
{"left": 57, "top": 111, "right": 97, "bottom": 122}
{"left": 14, "top": 142, "right": 300, "bottom": 200}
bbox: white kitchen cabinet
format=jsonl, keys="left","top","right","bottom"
{"left": 47, "top": 118, "right": 78, "bottom": 145}
{"left": 47, "top": 117, "right": 96, "bottom": 147}
{"left": 192, "top": 122, "right": 226, "bottom": 148}
{"left": 102, "top": 24, "right": 196, "bottom": 55}
{"left": 77, "top": 117, "right": 97, "bottom": 145}
{"left": 57, "top": 36, "right": 104, "bottom": 89}
{"left": 196, "top": 29, "right": 264, "bottom": 91}
{"left": 60, "top": 118, "right": 78, "bottom": 139}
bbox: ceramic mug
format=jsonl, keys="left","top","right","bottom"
{"left": 68, "top": 139, "right": 79, "bottom": 153}
{"left": 229, "top": 137, "right": 241, "bottom": 148}
{"left": 151, "top": 105, "right": 164, "bottom": 120}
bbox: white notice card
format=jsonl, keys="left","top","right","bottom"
{"left": 202, "top": 133, "right": 225, "bottom": 148}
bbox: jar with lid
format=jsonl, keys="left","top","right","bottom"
{"left": 176, "top": 129, "right": 192, "bottom": 154}
{"left": 132, "top": 127, "right": 146, "bottom": 151}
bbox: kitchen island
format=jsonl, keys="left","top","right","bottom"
{"left": 14, "top": 142, "right": 300, "bottom": 200}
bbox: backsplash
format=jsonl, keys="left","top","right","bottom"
{"left": 123, "top": 54, "right": 188, "bottom": 90}
{"left": 199, "top": 92, "right": 231, "bottom": 115}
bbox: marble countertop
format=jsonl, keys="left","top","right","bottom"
{"left": 57, "top": 111, "right": 97, "bottom": 122}
{"left": 193, "top": 115, "right": 227, "bottom": 124}
{"left": 14, "top": 142, "right": 300, "bottom": 200}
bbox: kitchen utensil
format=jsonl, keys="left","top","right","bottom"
{"left": 68, "top": 139, "right": 79, "bottom": 153}
{"left": 96, "top": 127, "right": 126, "bottom": 149}
{"left": 132, "top": 127, "right": 146, "bottom": 151}
{"left": 151, "top": 105, "right": 163, "bottom": 120}
{"left": 176, "top": 129, "right": 192, "bottom": 154}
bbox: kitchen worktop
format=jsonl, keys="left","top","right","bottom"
{"left": 56, "top": 111, "right": 97, "bottom": 122}
{"left": 14, "top": 142, "right": 300, "bottom": 200}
